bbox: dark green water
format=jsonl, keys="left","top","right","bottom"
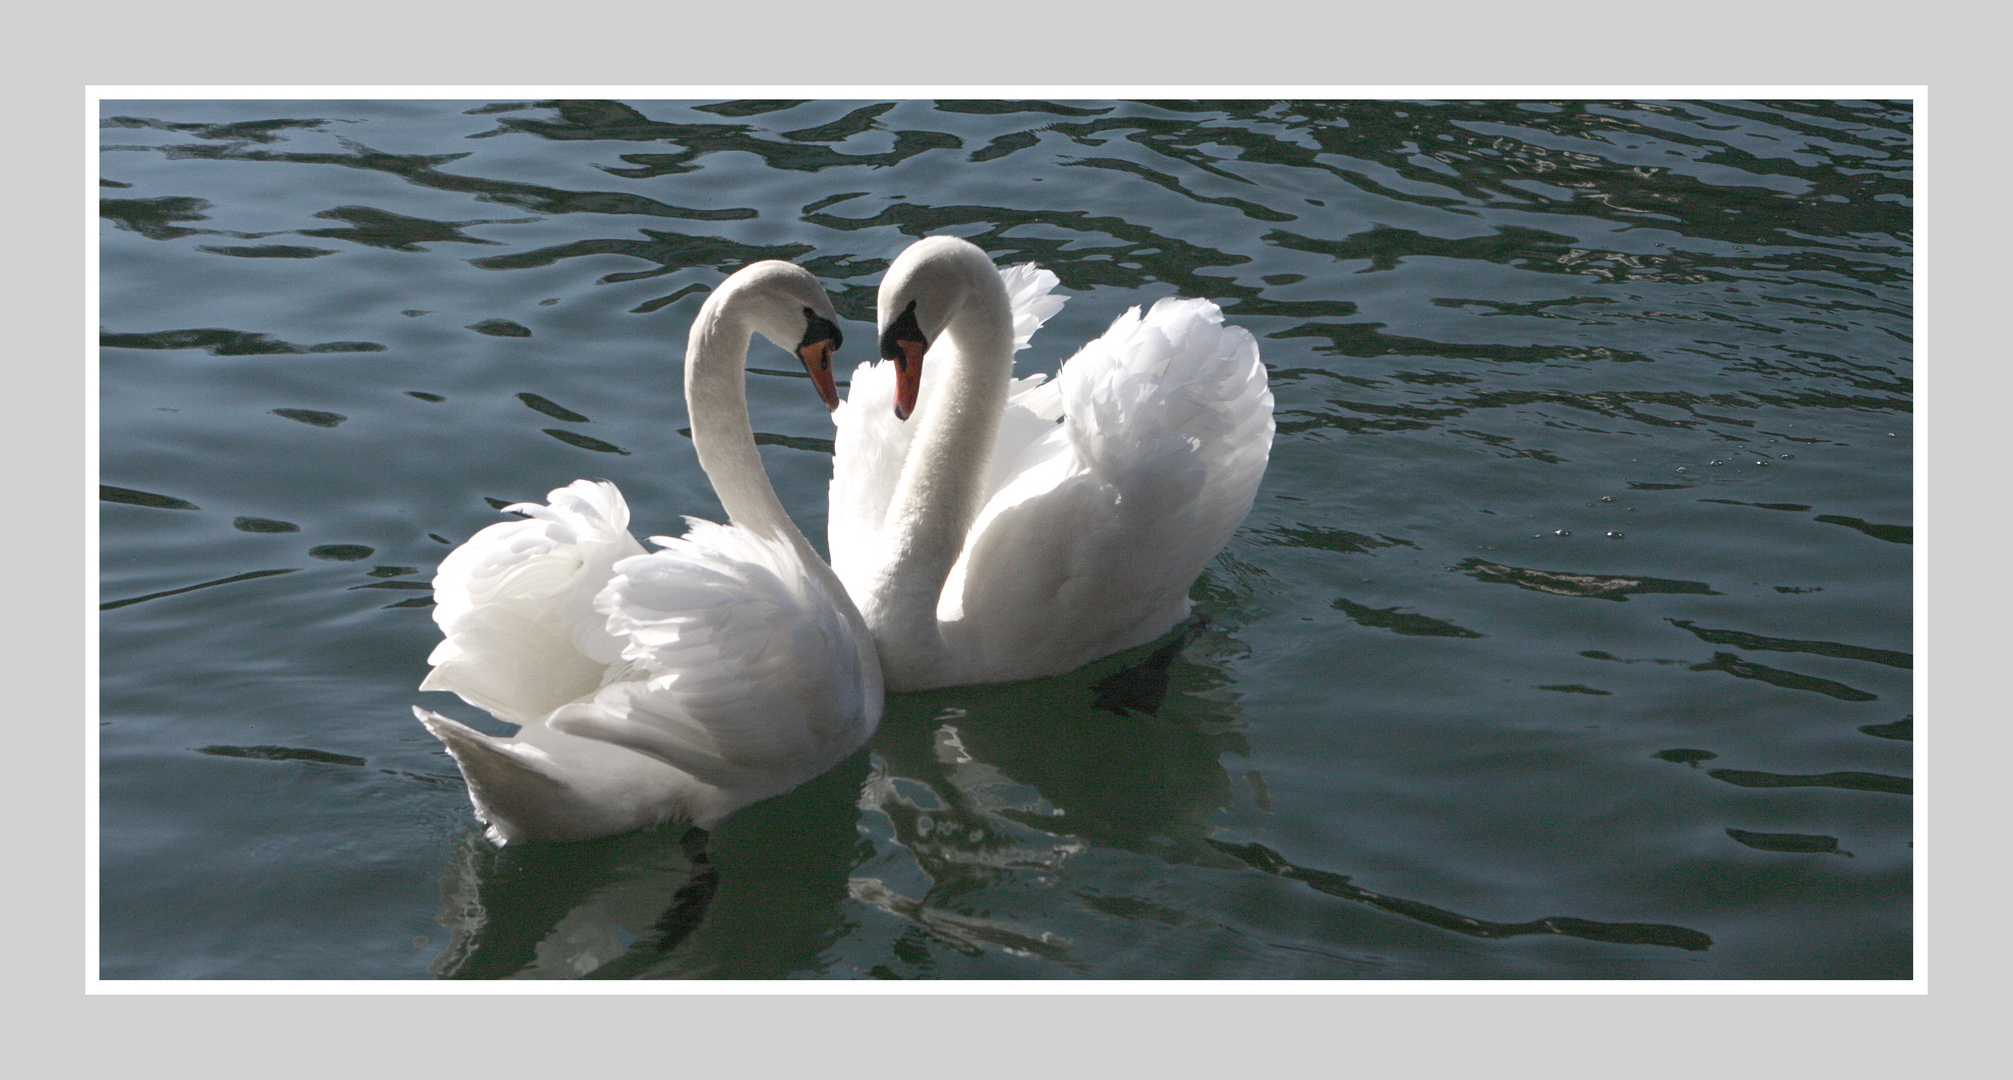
{"left": 97, "top": 98, "right": 1913, "bottom": 980}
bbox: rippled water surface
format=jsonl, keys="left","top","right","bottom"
{"left": 97, "top": 97, "right": 1914, "bottom": 980}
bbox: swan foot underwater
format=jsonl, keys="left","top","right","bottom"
{"left": 417, "top": 238, "right": 1273, "bottom": 844}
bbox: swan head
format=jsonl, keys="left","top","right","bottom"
{"left": 875, "top": 236, "right": 1000, "bottom": 420}
{"left": 729, "top": 260, "right": 846, "bottom": 411}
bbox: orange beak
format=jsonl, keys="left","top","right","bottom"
{"left": 797, "top": 338, "right": 841, "bottom": 411}
{"left": 891, "top": 338, "right": 926, "bottom": 420}
{"left": 881, "top": 301, "right": 929, "bottom": 421}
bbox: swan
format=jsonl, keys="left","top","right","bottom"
{"left": 829, "top": 235, "right": 1274, "bottom": 691}
{"left": 414, "top": 261, "right": 882, "bottom": 845}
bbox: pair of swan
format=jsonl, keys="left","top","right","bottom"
{"left": 416, "top": 237, "right": 1274, "bottom": 844}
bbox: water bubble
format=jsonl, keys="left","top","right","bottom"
{"left": 1606, "top": 531, "right": 1625, "bottom": 539}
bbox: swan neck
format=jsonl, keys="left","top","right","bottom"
{"left": 685, "top": 275, "right": 883, "bottom": 706}
{"left": 869, "top": 268, "right": 1017, "bottom": 670}
{"left": 684, "top": 299, "right": 801, "bottom": 548}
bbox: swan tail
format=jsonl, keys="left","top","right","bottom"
{"left": 416, "top": 706, "right": 701, "bottom": 843}
{"left": 422, "top": 479, "right": 647, "bottom": 725}
{"left": 416, "top": 707, "right": 586, "bottom": 846}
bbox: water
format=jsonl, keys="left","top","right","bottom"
{"left": 96, "top": 98, "right": 1914, "bottom": 981}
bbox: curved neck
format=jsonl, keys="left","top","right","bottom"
{"left": 866, "top": 268, "right": 1017, "bottom": 669}
{"left": 684, "top": 288, "right": 808, "bottom": 553}
{"left": 683, "top": 272, "right": 884, "bottom": 714}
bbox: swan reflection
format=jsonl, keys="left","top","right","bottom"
{"left": 429, "top": 826, "right": 712, "bottom": 979}
{"left": 427, "top": 617, "right": 1713, "bottom": 978}
{"left": 847, "top": 620, "right": 1255, "bottom": 965}
{"left": 428, "top": 751, "right": 869, "bottom": 979}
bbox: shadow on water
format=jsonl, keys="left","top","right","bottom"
{"left": 426, "top": 618, "right": 1707, "bottom": 978}
{"left": 844, "top": 620, "right": 1712, "bottom": 973}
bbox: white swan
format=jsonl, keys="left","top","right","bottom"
{"left": 414, "top": 261, "right": 882, "bottom": 845}
{"left": 830, "top": 235, "right": 1274, "bottom": 691}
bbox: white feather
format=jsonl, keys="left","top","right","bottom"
{"left": 418, "top": 262, "right": 881, "bottom": 844}
{"left": 831, "top": 238, "right": 1274, "bottom": 690}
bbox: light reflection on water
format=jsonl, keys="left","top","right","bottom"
{"left": 98, "top": 98, "right": 1911, "bottom": 980}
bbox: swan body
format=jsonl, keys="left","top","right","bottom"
{"left": 417, "top": 261, "right": 881, "bottom": 845}
{"left": 831, "top": 236, "right": 1274, "bottom": 691}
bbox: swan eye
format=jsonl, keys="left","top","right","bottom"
{"left": 796, "top": 316, "right": 843, "bottom": 411}
{"left": 880, "top": 301, "right": 926, "bottom": 371}
{"left": 797, "top": 309, "right": 843, "bottom": 354}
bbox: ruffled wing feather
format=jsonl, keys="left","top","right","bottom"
{"left": 420, "top": 480, "right": 647, "bottom": 725}
{"left": 942, "top": 297, "right": 1274, "bottom": 681}
{"left": 547, "top": 519, "right": 879, "bottom": 804}
{"left": 828, "top": 358, "right": 908, "bottom": 591}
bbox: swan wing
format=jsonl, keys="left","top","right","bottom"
{"left": 943, "top": 297, "right": 1274, "bottom": 681}
{"left": 1000, "top": 261, "right": 1068, "bottom": 353}
{"left": 1060, "top": 297, "right": 1274, "bottom": 509}
{"left": 829, "top": 357, "right": 908, "bottom": 590}
{"left": 420, "top": 479, "right": 647, "bottom": 726}
{"left": 547, "top": 518, "right": 880, "bottom": 799}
